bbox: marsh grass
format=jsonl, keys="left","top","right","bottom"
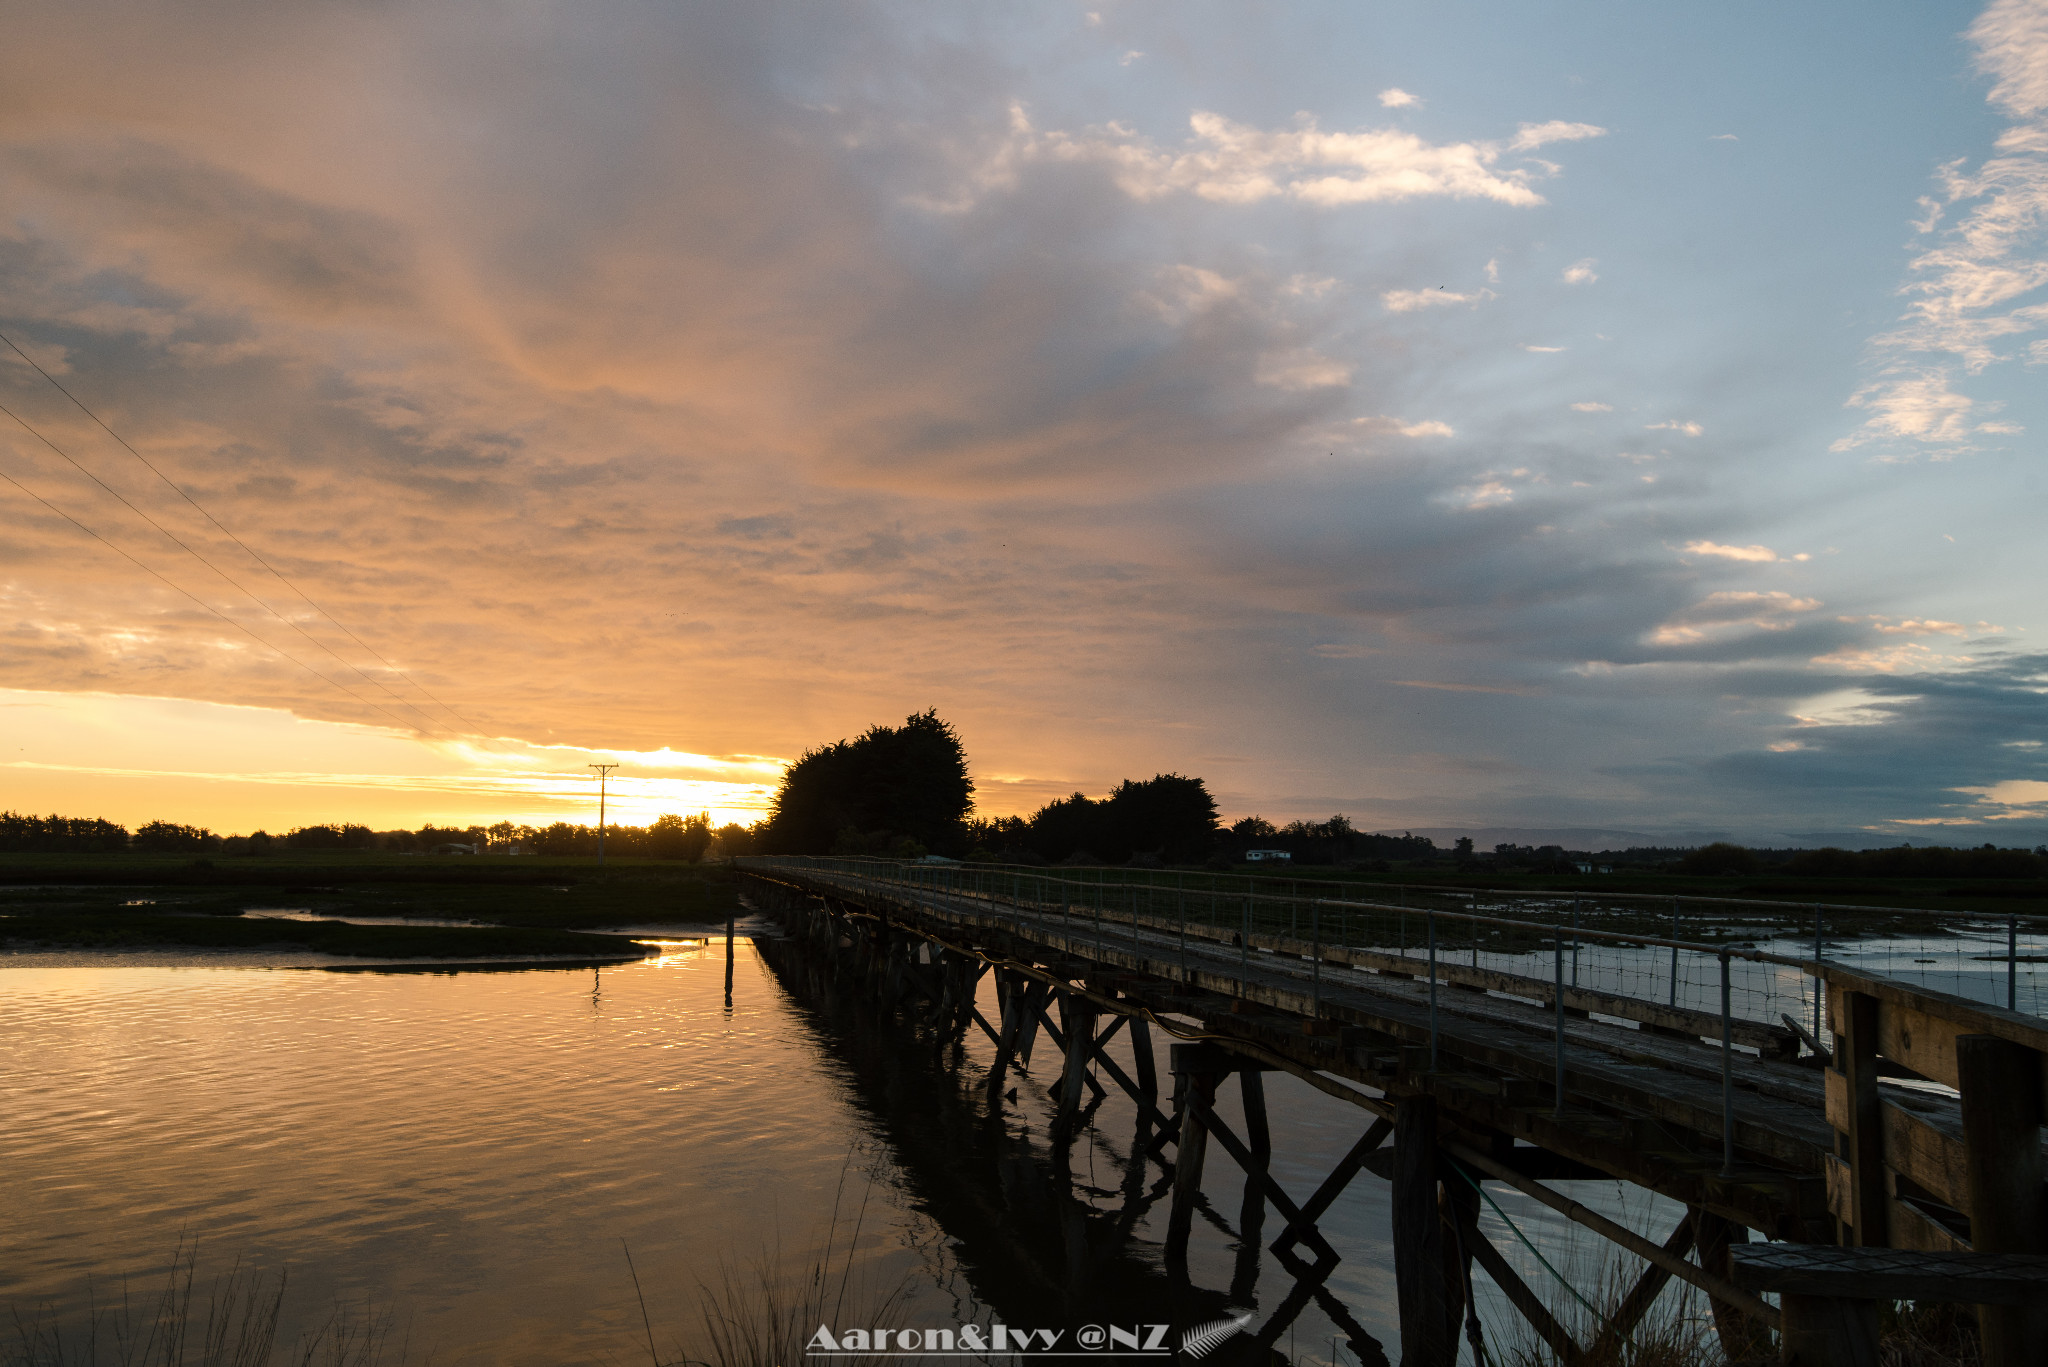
{"left": 677, "top": 1161, "right": 915, "bottom": 1367}
{"left": 5, "top": 1243, "right": 401, "bottom": 1367}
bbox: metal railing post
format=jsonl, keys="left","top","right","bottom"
{"left": 1554, "top": 924, "right": 1566, "bottom": 1115}
{"left": 1239, "top": 895, "right": 1249, "bottom": 996}
{"left": 1668, "top": 899, "right": 1680, "bottom": 1007}
{"left": 1720, "top": 949, "right": 1735, "bottom": 1178}
{"left": 1571, "top": 896, "right": 1581, "bottom": 989}
{"left": 2010, "top": 913, "right": 2019, "bottom": 1012}
{"left": 1312, "top": 901, "right": 1322, "bottom": 1015}
{"left": 1428, "top": 910, "right": 1439, "bottom": 1072}
{"left": 1813, "top": 904, "right": 1824, "bottom": 1050}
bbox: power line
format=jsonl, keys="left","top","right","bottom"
{"left": 0, "top": 463, "right": 427, "bottom": 733}
{"left": 0, "top": 396, "right": 449, "bottom": 734}
{"left": 0, "top": 327, "right": 480, "bottom": 735}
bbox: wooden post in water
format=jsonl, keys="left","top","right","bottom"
{"left": 1165, "top": 1045, "right": 1221, "bottom": 1270}
{"left": 1129, "top": 1015, "right": 1158, "bottom": 1098}
{"left": 1956, "top": 1033, "right": 2047, "bottom": 1366}
{"left": 1016, "top": 980, "right": 1047, "bottom": 1069}
{"left": 1393, "top": 1096, "right": 1453, "bottom": 1367}
{"left": 723, "top": 899, "right": 735, "bottom": 1004}
{"left": 1056, "top": 993, "right": 1096, "bottom": 1132}
{"left": 1233, "top": 1068, "right": 1273, "bottom": 1297}
{"left": 986, "top": 970, "right": 1022, "bottom": 1097}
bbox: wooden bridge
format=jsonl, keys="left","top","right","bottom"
{"left": 735, "top": 856, "right": 2048, "bottom": 1366}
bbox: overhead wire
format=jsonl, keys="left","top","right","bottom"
{"left": 0, "top": 463, "right": 426, "bottom": 734}
{"left": 0, "top": 327, "right": 480, "bottom": 735}
{"left": 0, "top": 394, "right": 450, "bottom": 734}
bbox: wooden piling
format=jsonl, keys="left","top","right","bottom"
{"left": 1056, "top": 993, "right": 1096, "bottom": 1131}
{"left": 1015, "top": 980, "right": 1047, "bottom": 1069}
{"left": 1956, "top": 1033, "right": 2047, "bottom": 1366}
{"left": 1394, "top": 1096, "right": 1453, "bottom": 1367}
{"left": 1166, "top": 1049, "right": 1221, "bottom": 1269}
{"left": 1693, "top": 1208, "right": 1765, "bottom": 1361}
{"left": 1232, "top": 1068, "right": 1273, "bottom": 1300}
{"left": 1130, "top": 1015, "right": 1158, "bottom": 1097}
{"left": 1832, "top": 989, "right": 1887, "bottom": 1247}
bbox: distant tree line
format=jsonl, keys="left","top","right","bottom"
{"left": 966, "top": 775, "right": 1220, "bottom": 865}
{"left": 0, "top": 812, "right": 130, "bottom": 852}
{"left": 0, "top": 810, "right": 730, "bottom": 861}
{"left": 1677, "top": 841, "right": 2048, "bottom": 880}
{"left": 1219, "top": 814, "right": 1437, "bottom": 867}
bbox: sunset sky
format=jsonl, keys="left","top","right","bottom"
{"left": 4, "top": 1, "right": 2047, "bottom": 845}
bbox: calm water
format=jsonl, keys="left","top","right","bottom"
{"left": 1, "top": 933, "right": 1697, "bottom": 1365}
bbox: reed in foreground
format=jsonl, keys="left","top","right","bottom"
{"left": 5, "top": 1243, "right": 401, "bottom": 1367}
{"left": 681, "top": 1162, "right": 914, "bottom": 1367}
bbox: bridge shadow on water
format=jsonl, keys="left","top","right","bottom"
{"left": 755, "top": 929, "right": 1387, "bottom": 1367}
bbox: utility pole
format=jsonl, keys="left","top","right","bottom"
{"left": 589, "top": 763, "right": 618, "bottom": 866}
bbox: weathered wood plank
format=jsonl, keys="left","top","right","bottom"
{"left": 1729, "top": 1243, "right": 2048, "bottom": 1306}
{"left": 1887, "top": 1194, "right": 1969, "bottom": 1253}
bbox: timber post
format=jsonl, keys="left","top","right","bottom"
{"left": 1056, "top": 992, "right": 1096, "bottom": 1132}
{"left": 1394, "top": 1095, "right": 1453, "bottom": 1367}
{"left": 1165, "top": 1043, "right": 1226, "bottom": 1269}
{"left": 986, "top": 969, "right": 1023, "bottom": 1097}
{"left": 1956, "top": 1033, "right": 2047, "bottom": 1366}
{"left": 1830, "top": 988, "right": 1887, "bottom": 1247}
{"left": 1130, "top": 1015, "right": 1158, "bottom": 1097}
{"left": 1693, "top": 1207, "right": 1766, "bottom": 1362}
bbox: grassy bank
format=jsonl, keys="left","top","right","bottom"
{"left": 0, "top": 910, "right": 657, "bottom": 959}
{"left": 0, "top": 856, "right": 739, "bottom": 932}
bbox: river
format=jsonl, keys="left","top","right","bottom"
{"left": 1, "top": 929, "right": 1703, "bottom": 1366}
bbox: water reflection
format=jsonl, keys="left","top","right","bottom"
{"left": 0, "top": 942, "right": 949, "bottom": 1366}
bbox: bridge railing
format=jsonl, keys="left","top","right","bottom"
{"left": 737, "top": 856, "right": 2048, "bottom": 1043}
{"left": 742, "top": 856, "right": 2048, "bottom": 1190}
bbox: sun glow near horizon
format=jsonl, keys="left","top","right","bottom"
{"left": 0, "top": 688, "right": 782, "bottom": 834}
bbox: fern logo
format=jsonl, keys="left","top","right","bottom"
{"left": 1180, "top": 1312, "right": 1252, "bottom": 1360}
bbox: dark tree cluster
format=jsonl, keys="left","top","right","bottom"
{"left": 133, "top": 820, "right": 217, "bottom": 852}
{"left": 1217, "top": 813, "right": 1436, "bottom": 867}
{"left": 969, "top": 774, "right": 1221, "bottom": 865}
{"left": 0, "top": 811, "right": 132, "bottom": 852}
{"left": 760, "top": 711, "right": 974, "bottom": 857}
{"left": 285, "top": 823, "right": 376, "bottom": 850}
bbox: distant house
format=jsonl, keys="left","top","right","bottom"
{"left": 1573, "top": 861, "right": 1614, "bottom": 874}
{"left": 433, "top": 842, "right": 479, "bottom": 856}
{"left": 1244, "top": 849, "right": 1292, "bottom": 863}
